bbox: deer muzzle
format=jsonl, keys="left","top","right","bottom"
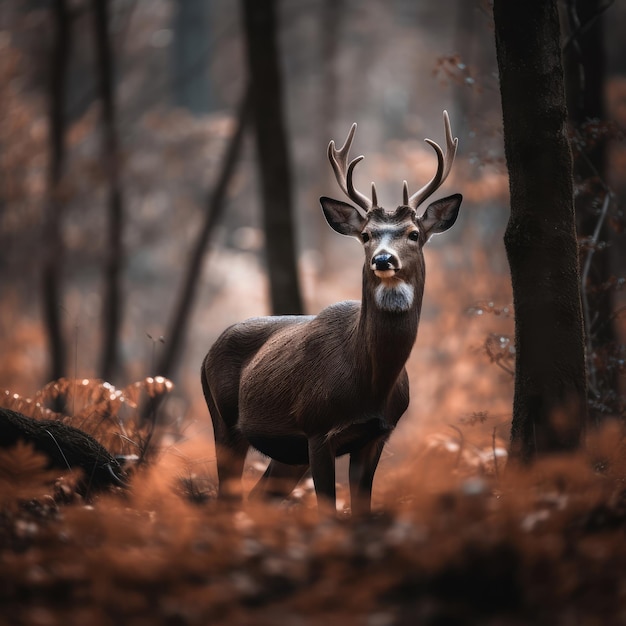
{"left": 372, "top": 252, "right": 400, "bottom": 278}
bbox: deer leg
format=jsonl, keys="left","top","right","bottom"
{"left": 248, "top": 460, "right": 308, "bottom": 502}
{"left": 214, "top": 435, "right": 249, "bottom": 501}
{"left": 308, "top": 435, "right": 336, "bottom": 514}
{"left": 349, "top": 438, "right": 385, "bottom": 516}
{"left": 203, "top": 381, "right": 248, "bottom": 502}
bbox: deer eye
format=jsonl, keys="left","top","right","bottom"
{"left": 408, "top": 230, "right": 419, "bottom": 241}
{"left": 361, "top": 232, "right": 370, "bottom": 243}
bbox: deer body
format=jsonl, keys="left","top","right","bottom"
{"left": 202, "top": 113, "right": 462, "bottom": 514}
{"left": 205, "top": 297, "right": 413, "bottom": 457}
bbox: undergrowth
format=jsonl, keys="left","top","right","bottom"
{"left": 1, "top": 376, "right": 174, "bottom": 462}
{"left": 1, "top": 381, "right": 626, "bottom": 625}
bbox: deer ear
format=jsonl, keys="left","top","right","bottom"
{"left": 320, "top": 196, "right": 367, "bottom": 238}
{"left": 420, "top": 193, "right": 462, "bottom": 239}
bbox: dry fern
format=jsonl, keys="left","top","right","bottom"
{"left": 0, "top": 441, "right": 62, "bottom": 504}
{"left": 1, "top": 377, "right": 174, "bottom": 459}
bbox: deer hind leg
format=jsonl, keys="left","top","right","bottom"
{"left": 202, "top": 371, "right": 248, "bottom": 502}
{"left": 248, "top": 460, "right": 308, "bottom": 502}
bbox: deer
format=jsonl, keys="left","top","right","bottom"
{"left": 201, "top": 111, "right": 462, "bottom": 515}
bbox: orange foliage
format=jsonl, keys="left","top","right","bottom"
{"left": 1, "top": 422, "right": 626, "bottom": 624}
{"left": 1, "top": 376, "right": 174, "bottom": 458}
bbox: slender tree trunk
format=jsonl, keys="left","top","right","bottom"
{"left": 493, "top": 0, "right": 588, "bottom": 461}
{"left": 241, "top": 0, "right": 303, "bottom": 315}
{"left": 42, "top": 0, "right": 70, "bottom": 383}
{"left": 155, "top": 88, "right": 251, "bottom": 381}
{"left": 92, "top": 0, "right": 124, "bottom": 382}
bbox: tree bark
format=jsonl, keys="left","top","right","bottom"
{"left": 42, "top": 0, "right": 71, "bottom": 383}
{"left": 493, "top": 0, "right": 588, "bottom": 461}
{"left": 241, "top": 0, "right": 303, "bottom": 315}
{"left": 91, "top": 0, "right": 124, "bottom": 382}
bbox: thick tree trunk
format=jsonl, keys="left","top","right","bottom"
{"left": 241, "top": 0, "right": 303, "bottom": 315}
{"left": 92, "top": 0, "right": 124, "bottom": 382}
{"left": 493, "top": 0, "right": 588, "bottom": 461}
{"left": 42, "top": 0, "right": 70, "bottom": 383}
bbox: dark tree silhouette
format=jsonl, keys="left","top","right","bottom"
{"left": 91, "top": 0, "right": 124, "bottom": 382}
{"left": 241, "top": 0, "right": 303, "bottom": 315}
{"left": 493, "top": 0, "right": 588, "bottom": 460}
{"left": 155, "top": 89, "right": 251, "bottom": 381}
{"left": 42, "top": 0, "right": 71, "bottom": 383}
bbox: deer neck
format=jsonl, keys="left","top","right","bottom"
{"left": 355, "top": 266, "right": 425, "bottom": 395}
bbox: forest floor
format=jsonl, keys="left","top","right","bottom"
{"left": 2, "top": 421, "right": 626, "bottom": 626}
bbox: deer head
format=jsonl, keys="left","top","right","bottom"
{"left": 320, "top": 112, "right": 462, "bottom": 313}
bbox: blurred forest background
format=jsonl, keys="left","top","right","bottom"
{"left": 1, "top": 0, "right": 626, "bottom": 464}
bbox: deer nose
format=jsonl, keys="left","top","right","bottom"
{"left": 372, "top": 252, "right": 398, "bottom": 272}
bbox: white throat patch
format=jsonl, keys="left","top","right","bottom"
{"left": 374, "top": 281, "right": 414, "bottom": 313}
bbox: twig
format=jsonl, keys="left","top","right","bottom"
{"left": 44, "top": 429, "right": 72, "bottom": 471}
{"left": 563, "top": 0, "right": 614, "bottom": 53}
{"left": 448, "top": 424, "right": 465, "bottom": 469}
{"left": 492, "top": 426, "right": 500, "bottom": 480}
{"left": 580, "top": 190, "right": 611, "bottom": 400}
{"left": 493, "top": 359, "right": 515, "bottom": 377}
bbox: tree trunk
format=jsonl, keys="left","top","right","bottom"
{"left": 42, "top": 0, "right": 70, "bottom": 384}
{"left": 493, "top": 0, "right": 588, "bottom": 461}
{"left": 92, "top": 0, "right": 124, "bottom": 382}
{"left": 155, "top": 88, "right": 251, "bottom": 381}
{"left": 241, "top": 0, "right": 303, "bottom": 315}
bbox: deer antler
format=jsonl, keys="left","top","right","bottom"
{"left": 406, "top": 111, "right": 458, "bottom": 210}
{"left": 328, "top": 123, "right": 377, "bottom": 217}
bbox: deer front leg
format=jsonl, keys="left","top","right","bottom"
{"left": 349, "top": 438, "right": 385, "bottom": 516}
{"left": 308, "top": 435, "right": 336, "bottom": 514}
